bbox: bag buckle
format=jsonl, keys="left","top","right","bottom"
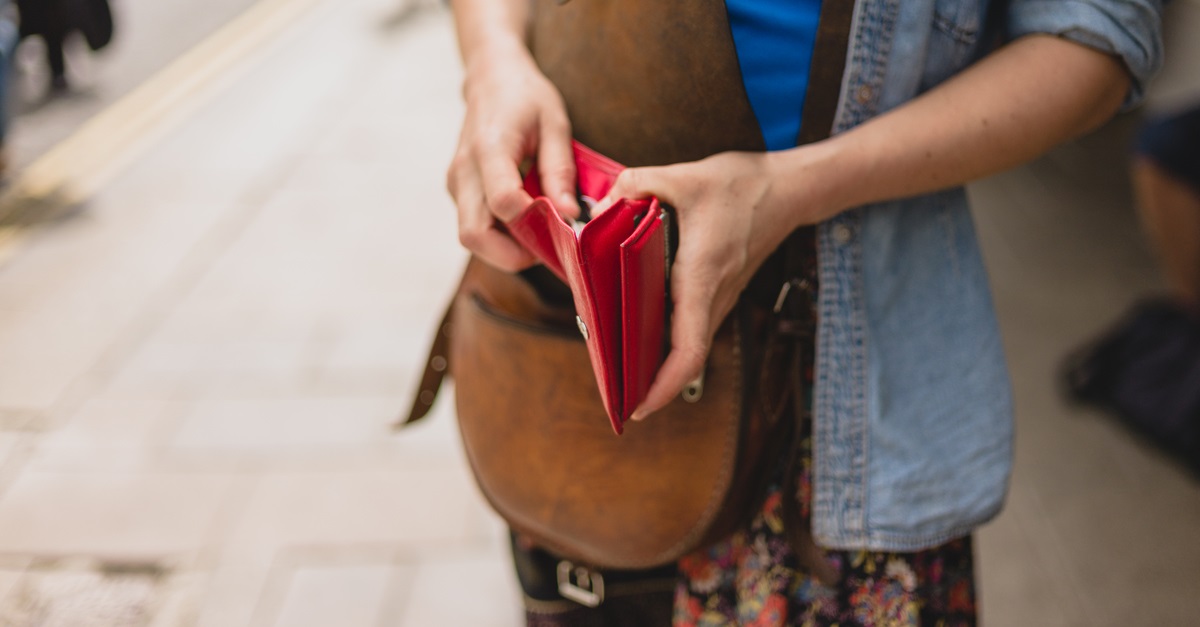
{"left": 556, "top": 560, "right": 605, "bottom": 607}
{"left": 773, "top": 278, "right": 812, "bottom": 314}
{"left": 683, "top": 371, "right": 705, "bottom": 403}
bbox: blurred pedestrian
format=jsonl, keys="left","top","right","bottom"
{"left": 1066, "top": 102, "right": 1200, "bottom": 476}
{"left": 0, "top": 0, "right": 17, "bottom": 176}
{"left": 16, "top": 0, "right": 113, "bottom": 91}
{"left": 1134, "top": 103, "right": 1200, "bottom": 310}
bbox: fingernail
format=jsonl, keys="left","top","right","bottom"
{"left": 630, "top": 409, "right": 645, "bottom": 422}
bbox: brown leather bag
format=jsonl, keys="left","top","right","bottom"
{"left": 425, "top": 258, "right": 786, "bottom": 570}
{"left": 401, "top": 0, "right": 852, "bottom": 576}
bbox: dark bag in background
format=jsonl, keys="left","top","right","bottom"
{"left": 1064, "top": 299, "right": 1200, "bottom": 476}
{"left": 16, "top": 0, "right": 113, "bottom": 90}
{"left": 17, "top": 0, "right": 113, "bottom": 50}
{"left": 70, "top": 0, "right": 114, "bottom": 51}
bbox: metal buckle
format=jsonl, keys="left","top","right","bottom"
{"left": 682, "top": 371, "right": 705, "bottom": 403}
{"left": 556, "top": 560, "right": 605, "bottom": 608}
{"left": 774, "top": 278, "right": 812, "bottom": 314}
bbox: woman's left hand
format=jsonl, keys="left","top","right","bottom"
{"left": 596, "top": 150, "right": 832, "bottom": 421}
{"left": 591, "top": 33, "right": 1135, "bottom": 422}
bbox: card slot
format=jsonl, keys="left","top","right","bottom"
{"left": 577, "top": 201, "right": 645, "bottom": 426}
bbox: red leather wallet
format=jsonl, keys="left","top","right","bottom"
{"left": 507, "top": 142, "right": 670, "bottom": 435}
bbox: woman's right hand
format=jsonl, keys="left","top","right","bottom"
{"left": 446, "top": 43, "right": 578, "bottom": 271}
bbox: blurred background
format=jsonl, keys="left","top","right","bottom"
{"left": 0, "top": 0, "right": 1195, "bottom": 625}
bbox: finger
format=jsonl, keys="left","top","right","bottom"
{"left": 630, "top": 280, "right": 714, "bottom": 421}
{"left": 537, "top": 114, "right": 580, "bottom": 220}
{"left": 477, "top": 139, "right": 535, "bottom": 223}
{"left": 466, "top": 228, "right": 539, "bottom": 271}
{"left": 454, "top": 158, "right": 537, "bottom": 271}
{"left": 595, "top": 167, "right": 662, "bottom": 216}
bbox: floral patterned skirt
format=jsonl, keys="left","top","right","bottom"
{"left": 669, "top": 229, "right": 977, "bottom": 626}
{"left": 672, "top": 417, "right": 978, "bottom": 627}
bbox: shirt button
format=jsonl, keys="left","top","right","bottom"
{"left": 832, "top": 224, "right": 854, "bottom": 245}
{"left": 855, "top": 85, "right": 874, "bottom": 105}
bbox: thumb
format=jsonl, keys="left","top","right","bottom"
{"left": 595, "top": 167, "right": 658, "bottom": 216}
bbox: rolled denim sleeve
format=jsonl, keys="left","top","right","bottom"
{"left": 1007, "top": 0, "right": 1164, "bottom": 109}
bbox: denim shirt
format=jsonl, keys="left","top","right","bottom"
{"left": 813, "top": 0, "right": 1162, "bottom": 550}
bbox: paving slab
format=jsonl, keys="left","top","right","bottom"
{"left": 29, "top": 399, "right": 181, "bottom": 473}
{"left": 268, "top": 564, "right": 399, "bottom": 627}
{"left": 196, "top": 466, "right": 490, "bottom": 626}
{"left": 144, "top": 572, "right": 207, "bottom": 627}
{"left": 0, "top": 472, "right": 234, "bottom": 559}
{"left": 0, "top": 569, "right": 158, "bottom": 627}
{"left": 0, "top": 567, "right": 26, "bottom": 613}
{"left": 397, "top": 553, "right": 524, "bottom": 627}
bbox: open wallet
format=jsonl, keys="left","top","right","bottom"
{"left": 505, "top": 141, "right": 672, "bottom": 435}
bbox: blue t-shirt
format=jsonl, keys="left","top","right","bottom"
{"left": 725, "top": 0, "right": 823, "bottom": 151}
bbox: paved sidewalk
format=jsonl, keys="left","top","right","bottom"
{"left": 0, "top": 0, "right": 1197, "bottom": 625}
{"left": 0, "top": 2, "right": 518, "bottom": 625}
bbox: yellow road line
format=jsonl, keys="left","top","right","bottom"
{"left": 0, "top": 0, "right": 324, "bottom": 230}
{"left": 0, "top": 227, "right": 20, "bottom": 267}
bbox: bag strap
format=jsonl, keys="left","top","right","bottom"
{"left": 773, "top": 0, "right": 856, "bottom": 587}
{"left": 797, "top": 0, "right": 854, "bottom": 146}
{"left": 400, "top": 301, "right": 454, "bottom": 426}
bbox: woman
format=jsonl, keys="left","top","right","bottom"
{"left": 1134, "top": 104, "right": 1200, "bottom": 310}
{"left": 444, "top": 0, "right": 1162, "bottom": 624}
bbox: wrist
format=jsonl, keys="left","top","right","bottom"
{"left": 463, "top": 33, "right": 530, "bottom": 71}
{"left": 763, "top": 138, "right": 856, "bottom": 229}
{"left": 461, "top": 42, "right": 543, "bottom": 108}
{"left": 451, "top": 0, "right": 533, "bottom": 80}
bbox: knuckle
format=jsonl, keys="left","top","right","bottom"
{"left": 681, "top": 341, "right": 710, "bottom": 372}
{"left": 457, "top": 226, "right": 483, "bottom": 251}
{"left": 491, "top": 188, "right": 527, "bottom": 218}
{"left": 494, "top": 256, "right": 528, "bottom": 273}
{"left": 611, "top": 169, "right": 638, "bottom": 196}
{"left": 620, "top": 168, "right": 639, "bottom": 188}
{"left": 450, "top": 148, "right": 471, "bottom": 171}
{"left": 447, "top": 152, "right": 480, "bottom": 193}
{"left": 477, "top": 132, "right": 511, "bottom": 154}
{"left": 541, "top": 114, "right": 570, "bottom": 136}
{"left": 541, "top": 163, "right": 575, "bottom": 185}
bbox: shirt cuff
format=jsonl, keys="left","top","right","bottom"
{"left": 1007, "top": 0, "right": 1164, "bottom": 110}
